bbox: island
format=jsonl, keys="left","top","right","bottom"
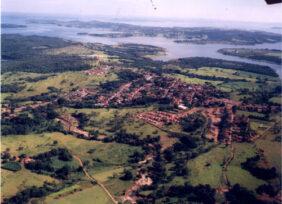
{"left": 218, "top": 48, "right": 282, "bottom": 65}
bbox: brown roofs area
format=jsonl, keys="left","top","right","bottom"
{"left": 82, "top": 65, "right": 110, "bottom": 76}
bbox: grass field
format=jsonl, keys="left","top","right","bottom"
{"left": 62, "top": 106, "right": 163, "bottom": 138}
{"left": 1, "top": 168, "right": 58, "bottom": 200}
{"left": 186, "top": 143, "right": 265, "bottom": 190}
{"left": 270, "top": 96, "right": 282, "bottom": 105}
{"left": 2, "top": 132, "right": 141, "bottom": 174}
{"left": 166, "top": 73, "right": 222, "bottom": 86}
{"left": 1, "top": 132, "right": 140, "bottom": 202}
{"left": 44, "top": 183, "right": 113, "bottom": 204}
{"left": 12, "top": 71, "right": 117, "bottom": 98}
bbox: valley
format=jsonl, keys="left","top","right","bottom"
{"left": 1, "top": 32, "right": 281, "bottom": 204}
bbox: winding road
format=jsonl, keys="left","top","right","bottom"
{"left": 73, "top": 155, "right": 118, "bottom": 204}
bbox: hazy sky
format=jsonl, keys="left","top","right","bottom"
{"left": 2, "top": 0, "right": 282, "bottom": 23}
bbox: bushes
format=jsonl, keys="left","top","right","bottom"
{"left": 1, "top": 161, "right": 22, "bottom": 172}
{"left": 1, "top": 106, "right": 62, "bottom": 136}
{"left": 241, "top": 155, "right": 277, "bottom": 180}
{"left": 71, "top": 112, "right": 89, "bottom": 129}
{"left": 25, "top": 148, "right": 73, "bottom": 179}
{"left": 256, "top": 184, "right": 277, "bottom": 197}
{"left": 180, "top": 113, "right": 205, "bottom": 132}
{"left": 1, "top": 83, "right": 25, "bottom": 93}
{"left": 166, "top": 183, "right": 216, "bottom": 204}
{"left": 119, "top": 170, "right": 133, "bottom": 181}
{"left": 225, "top": 184, "right": 260, "bottom": 204}
{"left": 173, "top": 136, "right": 198, "bottom": 152}
{"left": 3, "top": 182, "right": 64, "bottom": 204}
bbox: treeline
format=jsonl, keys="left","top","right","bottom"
{"left": 1, "top": 105, "right": 63, "bottom": 135}
{"left": 1, "top": 34, "right": 91, "bottom": 73}
{"left": 241, "top": 155, "right": 277, "bottom": 180}
{"left": 112, "top": 130, "right": 160, "bottom": 146}
{"left": 169, "top": 57, "right": 278, "bottom": 77}
{"left": 25, "top": 148, "right": 76, "bottom": 180}
{"left": 218, "top": 48, "right": 282, "bottom": 65}
{"left": 3, "top": 182, "right": 65, "bottom": 204}
{"left": 163, "top": 183, "right": 216, "bottom": 204}
{"left": 180, "top": 113, "right": 206, "bottom": 133}
{"left": 1, "top": 83, "right": 25, "bottom": 93}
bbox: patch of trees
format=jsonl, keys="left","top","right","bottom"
{"left": 169, "top": 57, "right": 278, "bottom": 77}
{"left": 1, "top": 34, "right": 91, "bottom": 73}
{"left": 33, "top": 148, "right": 72, "bottom": 162}
{"left": 184, "top": 72, "right": 247, "bottom": 82}
{"left": 113, "top": 130, "right": 160, "bottom": 147}
{"left": 100, "top": 80, "right": 124, "bottom": 91}
{"left": 128, "top": 151, "right": 145, "bottom": 163}
{"left": 1, "top": 83, "right": 25, "bottom": 93}
{"left": 225, "top": 184, "right": 261, "bottom": 204}
{"left": 218, "top": 108, "right": 230, "bottom": 141}
{"left": 3, "top": 182, "right": 65, "bottom": 204}
{"left": 1, "top": 105, "right": 62, "bottom": 135}
{"left": 29, "top": 93, "right": 58, "bottom": 102}
{"left": 180, "top": 113, "right": 206, "bottom": 132}
{"left": 148, "top": 152, "right": 166, "bottom": 183}
{"left": 172, "top": 158, "right": 189, "bottom": 177}
{"left": 117, "top": 70, "right": 142, "bottom": 81}
{"left": 21, "top": 75, "right": 51, "bottom": 82}
{"left": 71, "top": 112, "right": 89, "bottom": 129}
{"left": 165, "top": 183, "right": 216, "bottom": 204}
{"left": 25, "top": 148, "right": 74, "bottom": 180}
{"left": 256, "top": 184, "right": 278, "bottom": 197}
{"left": 1, "top": 161, "right": 22, "bottom": 172}
{"left": 119, "top": 169, "right": 133, "bottom": 181}
{"left": 241, "top": 155, "right": 277, "bottom": 180}
{"left": 173, "top": 136, "right": 198, "bottom": 152}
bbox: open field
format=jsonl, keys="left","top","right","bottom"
{"left": 62, "top": 106, "right": 165, "bottom": 137}
{"left": 186, "top": 144, "right": 266, "bottom": 190}
{"left": 1, "top": 132, "right": 141, "bottom": 168}
{"left": 10, "top": 71, "right": 117, "bottom": 99}
{"left": 2, "top": 33, "right": 282, "bottom": 203}
{"left": 1, "top": 168, "right": 58, "bottom": 200}
{"left": 44, "top": 183, "right": 113, "bottom": 204}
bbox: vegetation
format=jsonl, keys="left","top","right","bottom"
{"left": 1, "top": 33, "right": 281, "bottom": 203}
{"left": 1, "top": 105, "right": 63, "bottom": 135}
{"left": 218, "top": 48, "right": 282, "bottom": 65}
{"left": 33, "top": 19, "right": 282, "bottom": 45}
{"left": 241, "top": 155, "right": 277, "bottom": 180}
{"left": 169, "top": 57, "right": 278, "bottom": 77}
{"left": 1, "top": 34, "right": 91, "bottom": 73}
{"left": 225, "top": 184, "right": 260, "bottom": 204}
{"left": 1, "top": 162, "right": 22, "bottom": 172}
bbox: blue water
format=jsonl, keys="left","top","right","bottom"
{"left": 2, "top": 13, "right": 282, "bottom": 77}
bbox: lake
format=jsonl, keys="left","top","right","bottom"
{"left": 2, "top": 14, "right": 282, "bottom": 77}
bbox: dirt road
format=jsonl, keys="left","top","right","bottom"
{"left": 73, "top": 155, "right": 118, "bottom": 204}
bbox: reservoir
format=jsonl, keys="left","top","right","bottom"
{"left": 2, "top": 14, "right": 282, "bottom": 77}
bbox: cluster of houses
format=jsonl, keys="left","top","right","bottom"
{"left": 65, "top": 88, "right": 97, "bottom": 101}
{"left": 80, "top": 75, "right": 223, "bottom": 108}
{"left": 82, "top": 65, "right": 110, "bottom": 76}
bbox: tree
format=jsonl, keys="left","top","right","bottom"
{"left": 119, "top": 170, "right": 133, "bottom": 181}
{"left": 225, "top": 184, "right": 260, "bottom": 204}
{"left": 55, "top": 165, "right": 71, "bottom": 179}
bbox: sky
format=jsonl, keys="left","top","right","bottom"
{"left": 2, "top": 0, "right": 282, "bottom": 23}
